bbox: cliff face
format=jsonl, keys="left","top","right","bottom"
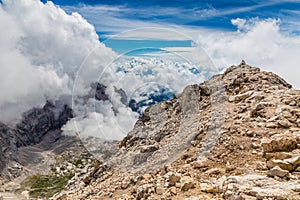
{"left": 15, "top": 101, "right": 72, "bottom": 147}
{"left": 53, "top": 61, "right": 300, "bottom": 200}
{"left": 0, "top": 123, "right": 17, "bottom": 173}
{"left": 0, "top": 101, "right": 73, "bottom": 176}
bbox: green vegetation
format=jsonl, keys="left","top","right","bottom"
{"left": 72, "top": 159, "right": 83, "bottom": 167}
{"left": 18, "top": 174, "right": 73, "bottom": 198}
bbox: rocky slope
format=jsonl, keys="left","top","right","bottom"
{"left": 52, "top": 61, "right": 300, "bottom": 200}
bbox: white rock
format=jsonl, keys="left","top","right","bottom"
{"left": 229, "top": 91, "right": 254, "bottom": 102}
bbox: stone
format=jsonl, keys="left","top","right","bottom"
{"left": 180, "top": 176, "right": 195, "bottom": 191}
{"left": 200, "top": 183, "right": 222, "bottom": 194}
{"left": 166, "top": 172, "right": 181, "bottom": 187}
{"left": 295, "top": 166, "right": 300, "bottom": 172}
{"left": 267, "top": 166, "right": 289, "bottom": 178}
{"left": 156, "top": 186, "right": 164, "bottom": 195}
{"left": 297, "top": 119, "right": 300, "bottom": 127}
{"left": 267, "top": 159, "right": 294, "bottom": 172}
{"left": 278, "top": 119, "right": 293, "bottom": 128}
{"left": 140, "top": 145, "right": 159, "bottom": 153}
{"left": 169, "top": 187, "right": 177, "bottom": 195}
{"left": 229, "top": 91, "right": 254, "bottom": 103}
{"left": 261, "top": 134, "right": 298, "bottom": 152}
{"left": 184, "top": 197, "right": 199, "bottom": 200}
{"left": 142, "top": 174, "right": 152, "bottom": 181}
{"left": 82, "top": 176, "right": 92, "bottom": 185}
{"left": 266, "top": 123, "right": 278, "bottom": 128}
{"left": 66, "top": 165, "right": 73, "bottom": 171}
{"left": 204, "top": 168, "right": 224, "bottom": 175}
{"left": 256, "top": 161, "right": 267, "bottom": 170}
{"left": 121, "top": 179, "right": 130, "bottom": 189}
{"left": 192, "top": 160, "right": 208, "bottom": 169}
{"left": 136, "top": 184, "right": 152, "bottom": 199}
{"left": 284, "top": 156, "right": 300, "bottom": 167}
{"left": 21, "top": 190, "right": 30, "bottom": 199}
{"left": 265, "top": 152, "right": 293, "bottom": 160}
{"left": 56, "top": 167, "right": 61, "bottom": 173}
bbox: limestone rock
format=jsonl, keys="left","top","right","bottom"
{"left": 165, "top": 172, "right": 181, "bottom": 187}
{"left": 256, "top": 161, "right": 267, "bottom": 170}
{"left": 229, "top": 91, "right": 253, "bottom": 103}
{"left": 284, "top": 156, "right": 300, "bottom": 168}
{"left": 261, "top": 134, "right": 298, "bottom": 152}
{"left": 267, "top": 159, "right": 294, "bottom": 172}
{"left": 265, "top": 152, "right": 293, "bottom": 160}
{"left": 278, "top": 118, "right": 293, "bottom": 128}
{"left": 267, "top": 166, "right": 289, "bottom": 178}
{"left": 180, "top": 176, "right": 195, "bottom": 191}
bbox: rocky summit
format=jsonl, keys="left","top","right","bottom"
{"left": 50, "top": 61, "right": 300, "bottom": 200}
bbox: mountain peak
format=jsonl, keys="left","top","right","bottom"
{"left": 53, "top": 63, "right": 300, "bottom": 200}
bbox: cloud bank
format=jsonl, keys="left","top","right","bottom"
{"left": 0, "top": 0, "right": 116, "bottom": 122}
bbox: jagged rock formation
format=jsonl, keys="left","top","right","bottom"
{"left": 0, "top": 100, "right": 73, "bottom": 177}
{"left": 34, "top": 62, "right": 300, "bottom": 199}
{"left": 15, "top": 101, "right": 73, "bottom": 147}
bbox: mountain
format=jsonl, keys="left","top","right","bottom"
{"left": 52, "top": 61, "right": 300, "bottom": 200}
{"left": 1, "top": 61, "right": 300, "bottom": 199}
{"left": 0, "top": 101, "right": 73, "bottom": 171}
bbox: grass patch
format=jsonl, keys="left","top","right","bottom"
{"left": 18, "top": 174, "right": 73, "bottom": 198}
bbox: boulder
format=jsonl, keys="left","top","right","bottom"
{"left": 261, "top": 134, "right": 298, "bottom": 152}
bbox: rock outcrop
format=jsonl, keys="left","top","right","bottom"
{"left": 0, "top": 123, "right": 17, "bottom": 173}
{"left": 0, "top": 100, "right": 73, "bottom": 176}
{"left": 53, "top": 62, "right": 300, "bottom": 199}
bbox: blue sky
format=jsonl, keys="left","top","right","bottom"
{"left": 45, "top": 0, "right": 300, "bottom": 36}
{"left": 39, "top": 0, "right": 300, "bottom": 57}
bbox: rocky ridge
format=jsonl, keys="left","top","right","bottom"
{"left": 52, "top": 61, "right": 300, "bottom": 200}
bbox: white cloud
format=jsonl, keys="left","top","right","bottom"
{"left": 195, "top": 18, "right": 300, "bottom": 88}
{"left": 0, "top": 0, "right": 116, "bottom": 122}
{"left": 65, "top": 54, "right": 213, "bottom": 140}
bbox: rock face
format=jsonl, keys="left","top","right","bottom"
{"left": 52, "top": 62, "right": 300, "bottom": 199}
{"left": 0, "top": 100, "right": 73, "bottom": 175}
{"left": 15, "top": 101, "right": 73, "bottom": 147}
{"left": 0, "top": 123, "right": 17, "bottom": 173}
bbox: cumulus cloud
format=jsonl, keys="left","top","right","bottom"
{"left": 0, "top": 0, "right": 116, "bottom": 122}
{"left": 196, "top": 18, "right": 300, "bottom": 88}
